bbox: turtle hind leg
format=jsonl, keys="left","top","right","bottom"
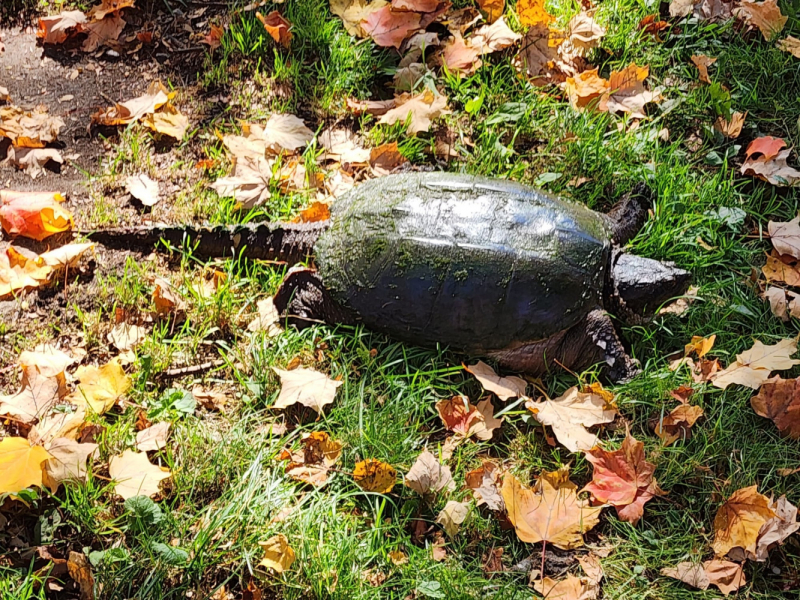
{"left": 488, "top": 310, "right": 639, "bottom": 383}
{"left": 273, "top": 268, "right": 358, "bottom": 328}
{"left": 606, "top": 182, "right": 653, "bottom": 245}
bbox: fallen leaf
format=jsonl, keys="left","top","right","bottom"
{"left": 742, "top": 148, "right": 800, "bottom": 186}
{"left": 662, "top": 560, "right": 745, "bottom": 595}
{"left": 735, "top": 0, "right": 786, "bottom": 39}
{"left": 361, "top": 6, "right": 421, "bottom": 48}
{"left": 108, "top": 323, "right": 147, "bottom": 351}
{"left": 393, "top": 0, "right": 440, "bottom": 10}
{"left": 345, "top": 97, "right": 398, "bottom": 116}
{"left": 639, "top": 14, "right": 670, "bottom": 36}
{"left": 318, "top": 128, "right": 370, "bottom": 163}
{"left": 578, "top": 553, "right": 604, "bottom": 587}
{"left": 436, "top": 395, "right": 501, "bottom": 441}
{"left": 67, "top": 551, "right": 95, "bottom": 600}
{"left": 257, "top": 11, "right": 292, "bottom": 48}
{"left": 201, "top": 23, "right": 224, "bottom": 49}
{"left": 685, "top": 334, "right": 716, "bottom": 358}
{"left": 762, "top": 252, "right": 800, "bottom": 286}
{"left": 777, "top": 36, "right": 800, "bottom": 58}
{"left": 37, "top": 11, "right": 87, "bottom": 44}
{"left": 88, "top": 0, "right": 137, "bottom": 20}
{"left": 248, "top": 298, "right": 282, "bottom": 336}
{"left": 532, "top": 575, "right": 589, "bottom": 599}
{"left": 292, "top": 202, "right": 331, "bottom": 223}
{"left": 714, "top": 111, "right": 746, "bottom": 138}
{"left": 525, "top": 386, "right": 617, "bottom": 453}
{"left": 477, "top": 0, "right": 504, "bottom": 23}
{"left": 70, "top": 359, "right": 132, "bottom": 415}
{"left": 91, "top": 81, "right": 171, "bottom": 126}
{"left": 482, "top": 547, "right": 505, "bottom": 577}
{"left": 439, "top": 34, "right": 482, "bottom": 74}
{"left": 284, "top": 431, "right": 342, "bottom": 486}
{"left": 518, "top": 25, "right": 567, "bottom": 85}
{"left": 272, "top": 366, "right": 342, "bottom": 413}
{"left": 81, "top": 14, "right": 126, "bottom": 52}
{"left": 605, "top": 63, "right": 663, "bottom": 119}
{"left": 258, "top": 534, "right": 295, "bottom": 572}
{"left": 654, "top": 403, "right": 704, "bottom": 445}
{"left": 29, "top": 402, "right": 87, "bottom": 444}
{"left": 563, "top": 68, "right": 610, "bottom": 111}
{"left": 0, "top": 348, "right": 70, "bottom": 424}
{"left": 108, "top": 449, "right": 171, "bottom": 500}
{"left": 751, "top": 376, "right": 800, "bottom": 438}
{"left": 0, "top": 437, "right": 52, "bottom": 494}
{"left": 517, "top": 0, "right": 554, "bottom": 27}
{"left": 8, "top": 147, "right": 64, "bottom": 179}
{"left": 582, "top": 432, "right": 664, "bottom": 524}
{"left": 691, "top": 54, "right": 716, "bottom": 83}
{"left": 712, "top": 338, "right": 800, "bottom": 390}
{"left": 502, "top": 467, "right": 602, "bottom": 549}
{"left": 712, "top": 485, "right": 775, "bottom": 558}
{"left": 135, "top": 422, "right": 170, "bottom": 451}
{"left": 747, "top": 136, "right": 786, "bottom": 161}
{"left": 261, "top": 113, "right": 314, "bottom": 153}
{"left": 210, "top": 155, "right": 273, "bottom": 209}
{"left": 465, "top": 360, "right": 527, "bottom": 400}
{"left": 769, "top": 216, "right": 800, "bottom": 259}
{"left": 369, "top": 142, "right": 408, "bottom": 174}
{"left": 330, "top": 0, "right": 389, "bottom": 37}
{"left": 142, "top": 106, "right": 189, "bottom": 140}
{"left": 0, "top": 246, "right": 53, "bottom": 299}
{"left": 0, "top": 105, "right": 63, "bottom": 147}
{"left": 750, "top": 495, "right": 800, "bottom": 561}
{"left": 353, "top": 458, "right": 396, "bottom": 493}
{"left": 563, "top": 11, "right": 605, "bottom": 57}
{"left": 42, "top": 438, "right": 98, "bottom": 492}
{"left": 404, "top": 450, "right": 455, "bottom": 495}
{"left": 0, "top": 190, "right": 73, "bottom": 240}
{"left": 192, "top": 385, "right": 229, "bottom": 412}
{"left": 377, "top": 90, "right": 450, "bottom": 135}
{"left": 470, "top": 17, "right": 521, "bottom": 54}
{"left": 387, "top": 548, "right": 408, "bottom": 565}
{"left": 436, "top": 500, "right": 470, "bottom": 537}
{"left": 465, "top": 460, "right": 504, "bottom": 511}
{"left": 38, "top": 242, "right": 95, "bottom": 269}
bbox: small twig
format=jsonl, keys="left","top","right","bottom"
{"left": 159, "top": 359, "right": 226, "bottom": 379}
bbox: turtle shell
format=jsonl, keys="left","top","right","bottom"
{"left": 315, "top": 173, "right": 612, "bottom": 352}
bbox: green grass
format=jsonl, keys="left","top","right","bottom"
{"left": 4, "top": 0, "right": 800, "bottom": 598}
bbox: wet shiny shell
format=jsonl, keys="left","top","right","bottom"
{"left": 315, "top": 173, "right": 612, "bottom": 352}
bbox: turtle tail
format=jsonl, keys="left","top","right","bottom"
{"left": 82, "top": 221, "right": 329, "bottom": 263}
{"left": 605, "top": 182, "right": 653, "bottom": 245}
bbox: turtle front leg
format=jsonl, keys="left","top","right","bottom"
{"left": 273, "top": 268, "right": 358, "bottom": 328}
{"left": 488, "top": 309, "right": 639, "bottom": 383}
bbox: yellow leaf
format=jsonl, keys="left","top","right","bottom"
{"left": 712, "top": 338, "right": 800, "bottom": 390}
{"left": 435, "top": 500, "right": 470, "bottom": 537}
{"left": 142, "top": 106, "right": 189, "bottom": 140}
{"left": 685, "top": 334, "right": 716, "bottom": 358}
{"left": 517, "top": 0, "right": 554, "bottom": 27}
{"left": 353, "top": 458, "right": 396, "bottom": 493}
{"left": 0, "top": 437, "right": 52, "bottom": 494}
{"left": 70, "top": 359, "right": 132, "bottom": 415}
{"left": 478, "top": 0, "right": 504, "bottom": 23}
{"left": 108, "top": 449, "right": 171, "bottom": 500}
{"left": 712, "top": 485, "right": 775, "bottom": 557}
{"left": 258, "top": 534, "right": 295, "bottom": 573}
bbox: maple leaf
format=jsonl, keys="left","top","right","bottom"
{"left": 272, "top": 366, "right": 342, "bottom": 413}
{"left": 42, "top": 438, "right": 99, "bottom": 492}
{"left": 81, "top": 14, "right": 126, "bottom": 52}
{"left": 525, "top": 386, "right": 617, "bottom": 453}
{"left": 750, "top": 377, "right": 800, "bottom": 438}
{"left": 0, "top": 347, "right": 71, "bottom": 424}
{"left": 582, "top": 433, "right": 664, "bottom": 524}
{"left": 330, "top": 0, "right": 389, "bottom": 37}
{"left": 135, "top": 422, "right": 170, "bottom": 451}
{"left": 142, "top": 105, "right": 189, "bottom": 140}
{"left": 735, "top": 0, "right": 787, "bottom": 40}
{"left": 210, "top": 155, "right": 274, "bottom": 209}
{"left": 37, "top": 11, "right": 87, "bottom": 44}
{"left": 712, "top": 485, "right": 775, "bottom": 558}
{"left": 691, "top": 54, "right": 716, "bottom": 83}
{"left": 108, "top": 323, "right": 147, "bottom": 352}
{"left": 257, "top": 11, "right": 292, "bottom": 48}
{"left": 29, "top": 402, "right": 87, "bottom": 445}
{"left": 762, "top": 251, "right": 800, "bottom": 286}
{"left": 70, "top": 359, "right": 132, "bottom": 415}
{"left": 517, "top": 0, "right": 554, "bottom": 27}
{"left": 502, "top": 468, "right": 602, "bottom": 549}
{"left": 605, "top": 63, "right": 663, "bottom": 118}
{"left": 749, "top": 495, "right": 800, "bottom": 561}
{"left": 685, "top": 334, "right": 716, "bottom": 358}
{"left": 258, "top": 534, "right": 296, "bottom": 572}
{"left": 777, "top": 36, "right": 800, "bottom": 58}
{"left": 436, "top": 395, "right": 501, "bottom": 441}
{"left": 654, "top": 403, "right": 704, "bottom": 445}
{"left": 761, "top": 286, "right": 800, "bottom": 322}
{"left": 562, "top": 11, "right": 605, "bottom": 58}
{"left": 378, "top": 90, "right": 450, "bottom": 135}
{"left": 88, "top": 0, "right": 137, "bottom": 20}
{"left": 532, "top": 575, "right": 590, "bottom": 600}
{"left": 0, "top": 436, "right": 52, "bottom": 495}
{"left": 769, "top": 216, "right": 800, "bottom": 258}
{"left": 714, "top": 111, "right": 746, "bottom": 138}
{"left": 248, "top": 297, "right": 282, "bottom": 336}
{"left": 0, "top": 246, "right": 52, "bottom": 299}
{"left": 108, "top": 449, "right": 171, "bottom": 500}
{"left": 742, "top": 148, "right": 800, "bottom": 186}
{"left": 353, "top": 458, "right": 397, "bottom": 493}
{"left": 201, "top": 24, "right": 224, "bottom": 49}
{"left": 439, "top": 34, "right": 482, "bottom": 74}
{"left": 465, "top": 360, "right": 527, "bottom": 400}
{"left": 92, "top": 81, "right": 172, "bottom": 126}
{"left": 0, "top": 190, "right": 73, "bottom": 241}
{"left": 470, "top": 17, "right": 521, "bottom": 54}
{"left": 283, "top": 431, "right": 343, "bottom": 486}
{"left": 662, "top": 560, "right": 746, "bottom": 595}
{"left": 563, "top": 68, "right": 610, "bottom": 111}
{"left": 712, "top": 338, "right": 800, "bottom": 390}
{"left": 465, "top": 460, "right": 504, "bottom": 511}
{"left": 126, "top": 174, "right": 160, "bottom": 206}
{"left": 318, "top": 128, "right": 370, "bottom": 164}
{"left": 436, "top": 500, "right": 470, "bottom": 537}
{"left": 361, "top": 6, "right": 421, "bottom": 48}
{"left": 370, "top": 142, "right": 409, "bottom": 175}
{"left": 477, "top": 0, "right": 504, "bottom": 23}
{"left": 7, "top": 147, "right": 64, "bottom": 179}
{"left": 404, "top": 450, "right": 455, "bottom": 495}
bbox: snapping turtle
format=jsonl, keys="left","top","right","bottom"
{"left": 90, "top": 173, "right": 690, "bottom": 381}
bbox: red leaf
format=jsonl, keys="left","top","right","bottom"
{"left": 0, "top": 190, "right": 73, "bottom": 241}
{"left": 257, "top": 11, "right": 292, "bottom": 48}
{"left": 361, "top": 6, "right": 422, "bottom": 49}
{"left": 745, "top": 136, "right": 786, "bottom": 161}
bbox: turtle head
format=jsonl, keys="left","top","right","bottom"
{"left": 608, "top": 251, "right": 691, "bottom": 320}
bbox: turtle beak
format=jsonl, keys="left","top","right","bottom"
{"left": 611, "top": 253, "right": 691, "bottom": 316}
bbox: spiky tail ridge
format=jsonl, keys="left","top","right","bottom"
{"left": 82, "top": 221, "right": 330, "bottom": 263}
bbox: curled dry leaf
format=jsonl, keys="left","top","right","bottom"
{"left": 714, "top": 111, "right": 746, "bottom": 139}
{"left": 469, "top": 17, "right": 521, "bottom": 54}
{"left": 762, "top": 286, "right": 800, "bottom": 321}
{"left": 108, "top": 449, "right": 171, "bottom": 500}
{"left": 0, "top": 436, "right": 52, "bottom": 495}
{"left": 762, "top": 251, "right": 800, "bottom": 286}
{"left": 67, "top": 551, "right": 95, "bottom": 600}
{"left": 318, "top": 128, "right": 370, "bottom": 164}
{"left": 691, "top": 54, "right": 716, "bottom": 83}
{"left": 436, "top": 500, "right": 470, "bottom": 537}
{"left": 135, "top": 422, "right": 170, "bottom": 451}
{"left": 404, "top": 450, "right": 455, "bottom": 495}
{"left": 0, "top": 190, "right": 73, "bottom": 240}
{"left": 465, "top": 360, "right": 527, "bottom": 400}
{"left": 439, "top": 35, "right": 482, "bottom": 74}
{"left": 734, "top": 0, "right": 786, "bottom": 40}
{"left": 283, "top": 431, "right": 343, "bottom": 486}
{"left": 465, "top": 460, "right": 504, "bottom": 511}
{"left": 89, "top": 0, "right": 138, "bottom": 20}
{"left": 502, "top": 467, "right": 602, "bottom": 549}
{"left": 377, "top": 90, "right": 450, "bottom": 135}
{"left": 436, "top": 395, "right": 502, "bottom": 441}
{"left": 662, "top": 560, "right": 746, "bottom": 596}
{"left": 258, "top": 534, "right": 295, "bottom": 572}
{"left": 712, "top": 485, "right": 775, "bottom": 558}
{"left": 777, "top": 36, "right": 800, "bottom": 58}
{"left": 272, "top": 366, "right": 343, "bottom": 413}
{"left": 388, "top": 549, "right": 408, "bottom": 565}
{"left": 605, "top": 63, "right": 663, "bottom": 118}
{"left": 525, "top": 386, "right": 617, "bottom": 453}
{"left": 477, "top": 0, "right": 504, "bottom": 22}
{"left": 369, "top": 142, "right": 408, "bottom": 174}
{"left": 0, "top": 347, "right": 71, "bottom": 424}
{"left": 7, "top": 147, "right": 64, "bottom": 179}
{"left": 654, "top": 403, "right": 704, "bottom": 446}
{"left": 532, "top": 575, "right": 591, "bottom": 600}
{"left": 582, "top": 433, "right": 664, "bottom": 524}
{"left": 142, "top": 105, "right": 189, "bottom": 140}
{"left": 37, "top": 11, "right": 88, "bottom": 44}
{"left": 292, "top": 202, "right": 331, "bottom": 223}
{"left": 81, "top": 13, "right": 126, "bottom": 52}
{"left": 42, "top": 438, "right": 99, "bottom": 492}
{"left": 747, "top": 495, "right": 800, "bottom": 561}
{"left": 712, "top": 338, "right": 800, "bottom": 390}
{"left": 257, "top": 10, "right": 292, "bottom": 48}
{"left": 92, "top": 81, "right": 171, "bottom": 126}
{"left": 345, "top": 97, "right": 398, "bottom": 116}
{"left": 201, "top": 23, "right": 224, "bottom": 49}
{"left": 768, "top": 216, "right": 800, "bottom": 259}
{"left": 685, "top": 334, "right": 716, "bottom": 358}
{"left": 329, "top": 0, "right": 389, "bottom": 37}
{"left": 248, "top": 297, "right": 282, "bottom": 336}
{"left": 353, "top": 458, "right": 397, "bottom": 493}
{"left": 750, "top": 377, "right": 800, "bottom": 438}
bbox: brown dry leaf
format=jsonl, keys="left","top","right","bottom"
{"left": 751, "top": 377, "right": 800, "bottom": 438}
{"left": 210, "top": 155, "right": 274, "bottom": 209}
{"left": 0, "top": 190, "right": 72, "bottom": 241}
{"left": 477, "top": 0, "right": 504, "bottom": 22}
{"left": 369, "top": 142, "right": 408, "bottom": 174}
{"left": 691, "top": 54, "right": 716, "bottom": 83}
{"left": 361, "top": 6, "right": 421, "bottom": 48}
{"left": 142, "top": 106, "right": 189, "bottom": 140}
{"left": 578, "top": 553, "right": 604, "bottom": 588}
{"left": 0, "top": 105, "right": 65, "bottom": 147}
{"left": 404, "top": 449, "right": 455, "bottom": 495}
{"left": 654, "top": 403, "right": 704, "bottom": 445}
{"left": 377, "top": 90, "right": 450, "bottom": 135}
{"left": 272, "top": 366, "right": 342, "bottom": 413}
{"left": 517, "top": 0, "right": 554, "bottom": 27}
{"left": 257, "top": 10, "right": 292, "bottom": 48}
{"left": 439, "top": 35, "right": 482, "bottom": 74}
{"left": 525, "top": 386, "right": 617, "bottom": 453}
{"left": 37, "top": 11, "right": 88, "bottom": 44}
{"left": 470, "top": 17, "right": 521, "bottom": 54}
{"left": 192, "top": 385, "right": 228, "bottom": 412}
{"left": 750, "top": 495, "right": 800, "bottom": 561}
{"left": 685, "top": 334, "right": 716, "bottom": 358}
{"left": 465, "top": 460, "right": 504, "bottom": 511}
{"left": 0, "top": 436, "right": 52, "bottom": 495}
{"left": 7, "top": 147, "right": 64, "bottom": 179}
{"left": 762, "top": 287, "right": 800, "bottom": 321}
{"left": 108, "top": 449, "right": 171, "bottom": 500}
{"left": 68, "top": 551, "right": 95, "bottom": 600}
{"left": 502, "top": 468, "right": 602, "bottom": 549}
{"left": 742, "top": 148, "right": 800, "bottom": 186}
{"left": 135, "top": 422, "right": 170, "bottom": 451}
{"left": 563, "top": 68, "right": 610, "bottom": 111}
{"left": 318, "top": 128, "right": 370, "bottom": 163}
{"left": 561, "top": 11, "right": 605, "bottom": 59}
{"left": 605, "top": 63, "right": 663, "bottom": 119}
{"left": 248, "top": 297, "right": 282, "bottom": 336}
{"left": 393, "top": 0, "right": 440, "bottom": 10}
{"left": 517, "top": 24, "right": 566, "bottom": 85}
{"left": 762, "top": 252, "right": 800, "bottom": 286}
{"left": 284, "top": 431, "right": 343, "bottom": 486}
{"left": 662, "top": 560, "right": 745, "bottom": 595}
{"left": 583, "top": 433, "right": 664, "bottom": 524}
{"left": 81, "top": 14, "right": 126, "bottom": 52}
{"left": 769, "top": 216, "right": 800, "bottom": 259}
{"left": 89, "top": 0, "right": 137, "bottom": 20}
{"left": 777, "top": 36, "right": 800, "bottom": 58}
{"left": 258, "top": 534, "right": 295, "bottom": 573}
{"left": 436, "top": 500, "right": 470, "bottom": 537}
{"left": 532, "top": 575, "right": 589, "bottom": 599}
{"left": 712, "top": 338, "right": 800, "bottom": 390}
{"left": 465, "top": 361, "right": 526, "bottom": 400}
{"left": 694, "top": 0, "right": 736, "bottom": 20}
{"left": 201, "top": 24, "right": 224, "bottom": 49}
{"left": 42, "top": 438, "right": 99, "bottom": 492}
{"left": 70, "top": 359, "right": 132, "bottom": 415}
{"left": 345, "top": 97, "right": 398, "bottom": 116}
{"left": 108, "top": 323, "right": 147, "bottom": 352}
{"left": 714, "top": 111, "right": 746, "bottom": 138}
{"left": 735, "top": 0, "right": 787, "bottom": 39}
{"left": 92, "top": 81, "right": 171, "bottom": 126}
{"left": 0, "top": 348, "right": 70, "bottom": 424}
{"left": 712, "top": 485, "right": 775, "bottom": 557}
{"left": 353, "top": 458, "right": 397, "bottom": 493}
